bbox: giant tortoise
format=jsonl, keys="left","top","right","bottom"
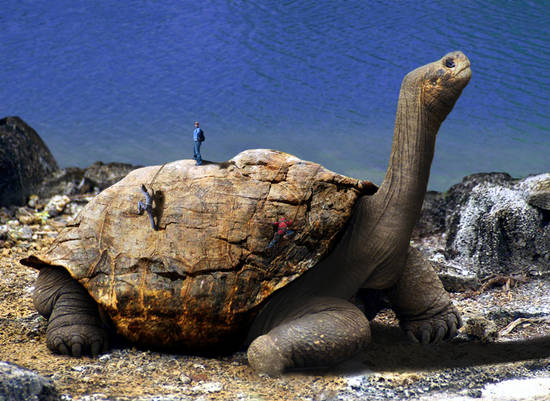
{"left": 22, "top": 51, "right": 471, "bottom": 376}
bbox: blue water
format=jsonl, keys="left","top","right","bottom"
{"left": 2, "top": 1, "right": 549, "bottom": 190}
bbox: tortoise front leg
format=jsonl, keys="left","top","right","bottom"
{"left": 33, "top": 266, "right": 109, "bottom": 357}
{"left": 247, "top": 297, "right": 371, "bottom": 376}
{"left": 386, "top": 247, "right": 462, "bottom": 344}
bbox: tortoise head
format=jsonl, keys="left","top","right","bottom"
{"left": 403, "top": 51, "right": 472, "bottom": 122}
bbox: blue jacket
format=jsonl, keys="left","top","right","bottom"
{"left": 193, "top": 128, "right": 203, "bottom": 142}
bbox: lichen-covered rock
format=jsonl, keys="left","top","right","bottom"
{"left": 23, "top": 149, "right": 376, "bottom": 349}
{"left": 445, "top": 173, "right": 550, "bottom": 278}
{"left": 0, "top": 117, "right": 58, "bottom": 207}
{"left": 0, "top": 361, "right": 60, "bottom": 401}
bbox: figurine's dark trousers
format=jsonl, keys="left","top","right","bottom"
{"left": 193, "top": 141, "right": 202, "bottom": 165}
{"left": 138, "top": 201, "right": 155, "bottom": 230}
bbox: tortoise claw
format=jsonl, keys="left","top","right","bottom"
{"left": 46, "top": 324, "right": 109, "bottom": 357}
{"left": 401, "top": 304, "right": 462, "bottom": 345}
{"left": 71, "top": 342, "right": 82, "bottom": 358}
{"left": 433, "top": 326, "right": 446, "bottom": 343}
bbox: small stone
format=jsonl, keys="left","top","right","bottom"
{"left": 27, "top": 195, "right": 40, "bottom": 209}
{"left": 16, "top": 207, "right": 35, "bottom": 225}
{"left": 7, "top": 219, "right": 20, "bottom": 228}
{"left": 463, "top": 316, "right": 499, "bottom": 342}
{"left": 191, "top": 381, "right": 222, "bottom": 393}
{"left": 9, "top": 225, "right": 33, "bottom": 241}
{"left": 179, "top": 374, "right": 191, "bottom": 385}
{"left": 346, "top": 375, "right": 364, "bottom": 390}
{"left": 45, "top": 195, "right": 71, "bottom": 217}
{"left": 468, "top": 388, "right": 483, "bottom": 398}
{"left": 0, "top": 225, "right": 8, "bottom": 241}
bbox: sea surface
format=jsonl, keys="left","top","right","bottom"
{"left": 2, "top": 1, "right": 549, "bottom": 190}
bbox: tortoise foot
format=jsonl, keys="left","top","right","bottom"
{"left": 247, "top": 297, "right": 371, "bottom": 376}
{"left": 47, "top": 323, "right": 109, "bottom": 357}
{"left": 247, "top": 334, "right": 288, "bottom": 377}
{"left": 401, "top": 303, "right": 462, "bottom": 344}
{"left": 32, "top": 266, "right": 110, "bottom": 357}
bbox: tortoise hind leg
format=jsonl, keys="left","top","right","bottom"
{"left": 247, "top": 297, "right": 370, "bottom": 376}
{"left": 386, "top": 247, "right": 462, "bottom": 344}
{"left": 33, "top": 266, "right": 109, "bottom": 357}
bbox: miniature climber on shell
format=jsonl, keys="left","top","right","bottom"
{"left": 137, "top": 184, "right": 156, "bottom": 230}
{"left": 268, "top": 216, "right": 295, "bottom": 249}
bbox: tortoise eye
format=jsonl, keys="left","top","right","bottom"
{"left": 445, "top": 58, "right": 455, "bottom": 68}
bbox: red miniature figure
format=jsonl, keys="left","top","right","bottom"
{"left": 268, "top": 217, "right": 295, "bottom": 249}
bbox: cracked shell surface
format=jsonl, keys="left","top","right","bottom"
{"left": 22, "top": 149, "right": 376, "bottom": 350}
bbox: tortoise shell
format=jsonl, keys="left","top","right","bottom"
{"left": 23, "top": 150, "right": 376, "bottom": 349}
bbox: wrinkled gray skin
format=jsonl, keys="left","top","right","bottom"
{"left": 32, "top": 51, "right": 471, "bottom": 376}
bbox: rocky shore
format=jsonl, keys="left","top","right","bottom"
{"left": 1, "top": 118, "right": 549, "bottom": 400}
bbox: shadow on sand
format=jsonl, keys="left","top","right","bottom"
{"left": 332, "top": 322, "right": 550, "bottom": 374}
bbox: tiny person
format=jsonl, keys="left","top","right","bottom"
{"left": 267, "top": 216, "right": 295, "bottom": 249}
{"left": 193, "top": 121, "right": 205, "bottom": 166}
{"left": 137, "top": 184, "right": 156, "bottom": 230}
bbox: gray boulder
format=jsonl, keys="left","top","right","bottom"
{"left": 36, "top": 162, "right": 140, "bottom": 198}
{"left": 445, "top": 173, "right": 550, "bottom": 278}
{"left": 0, "top": 117, "right": 58, "bottom": 207}
{"left": 37, "top": 162, "right": 139, "bottom": 199}
{"left": 0, "top": 361, "right": 59, "bottom": 401}
{"left": 412, "top": 191, "right": 446, "bottom": 238}
{"left": 36, "top": 167, "right": 87, "bottom": 198}
{"left": 83, "top": 160, "right": 140, "bottom": 190}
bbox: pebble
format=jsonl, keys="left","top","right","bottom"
{"left": 16, "top": 207, "right": 36, "bottom": 225}
{"left": 0, "top": 224, "right": 8, "bottom": 240}
{"left": 45, "top": 195, "right": 71, "bottom": 217}
{"left": 346, "top": 375, "right": 364, "bottom": 390}
{"left": 9, "top": 225, "right": 33, "bottom": 241}
{"left": 27, "top": 194, "right": 40, "bottom": 209}
{"left": 463, "top": 316, "right": 499, "bottom": 342}
{"left": 7, "top": 219, "right": 20, "bottom": 228}
{"left": 191, "top": 381, "right": 223, "bottom": 393}
{"left": 179, "top": 374, "right": 191, "bottom": 384}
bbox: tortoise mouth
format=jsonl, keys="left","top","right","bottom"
{"left": 450, "top": 52, "right": 471, "bottom": 82}
{"left": 455, "top": 62, "right": 472, "bottom": 80}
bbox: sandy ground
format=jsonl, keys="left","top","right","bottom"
{"left": 1, "top": 221, "right": 550, "bottom": 400}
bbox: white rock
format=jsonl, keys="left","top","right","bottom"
{"left": 482, "top": 377, "right": 550, "bottom": 400}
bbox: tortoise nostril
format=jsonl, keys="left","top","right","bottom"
{"left": 445, "top": 58, "right": 456, "bottom": 68}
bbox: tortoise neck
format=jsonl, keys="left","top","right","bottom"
{"left": 374, "top": 84, "right": 441, "bottom": 238}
